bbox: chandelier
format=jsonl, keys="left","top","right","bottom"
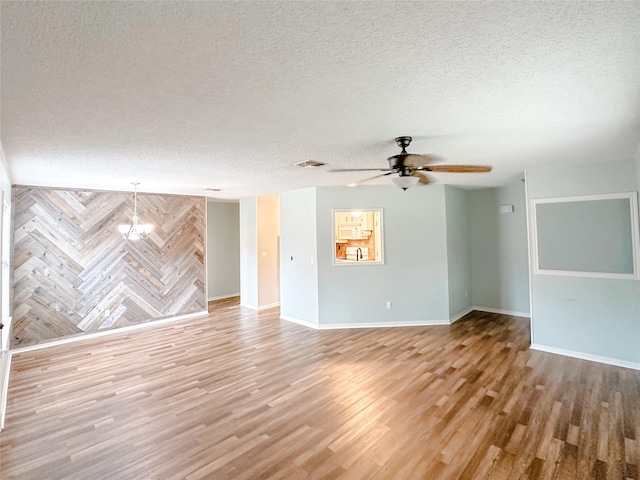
{"left": 118, "top": 182, "right": 152, "bottom": 240}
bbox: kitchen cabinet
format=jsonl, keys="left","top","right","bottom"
{"left": 335, "top": 211, "right": 374, "bottom": 241}
{"left": 360, "top": 211, "right": 375, "bottom": 231}
{"left": 335, "top": 212, "right": 350, "bottom": 225}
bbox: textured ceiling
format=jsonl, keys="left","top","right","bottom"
{"left": 1, "top": 1, "right": 639, "bottom": 199}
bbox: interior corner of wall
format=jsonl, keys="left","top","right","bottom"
{"left": 635, "top": 144, "right": 640, "bottom": 191}
{"left": 0, "top": 143, "right": 12, "bottom": 189}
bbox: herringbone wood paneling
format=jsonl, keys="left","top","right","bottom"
{"left": 11, "top": 187, "right": 206, "bottom": 347}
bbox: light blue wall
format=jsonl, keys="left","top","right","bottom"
{"left": 207, "top": 200, "right": 240, "bottom": 300}
{"left": 637, "top": 153, "right": 640, "bottom": 200}
{"left": 527, "top": 158, "right": 637, "bottom": 198}
{"left": 469, "top": 189, "right": 500, "bottom": 308}
{"left": 239, "top": 197, "right": 258, "bottom": 308}
{"left": 277, "top": 181, "right": 532, "bottom": 330}
{"left": 526, "top": 158, "right": 640, "bottom": 366}
{"left": 279, "top": 188, "right": 318, "bottom": 326}
{"left": 315, "top": 185, "right": 450, "bottom": 325}
{"left": 532, "top": 276, "right": 639, "bottom": 360}
{"left": 445, "top": 186, "right": 472, "bottom": 319}
{"left": 469, "top": 182, "right": 530, "bottom": 315}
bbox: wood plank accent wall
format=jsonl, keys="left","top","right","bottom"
{"left": 10, "top": 187, "right": 206, "bottom": 347}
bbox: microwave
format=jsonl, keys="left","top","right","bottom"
{"left": 337, "top": 225, "right": 372, "bottom": 240}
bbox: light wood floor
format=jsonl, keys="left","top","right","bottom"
{"left": 1, "top": 299, "right": 638, "bottom": 479}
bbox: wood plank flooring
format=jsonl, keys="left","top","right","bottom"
{"left": 1, "top": 300, "right": 638, "bottom": 479}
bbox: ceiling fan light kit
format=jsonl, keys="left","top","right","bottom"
{"left": 391, "top": 175, "right": 420, "bottom": 191}
{"left": 330, "top": 135, "right": 492, "bottom": 190}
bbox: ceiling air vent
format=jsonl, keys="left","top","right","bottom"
{"left": 294, "top": 160, "right": 326, "bottom": 168}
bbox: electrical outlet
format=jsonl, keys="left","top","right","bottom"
{"left": 386, "top": 301, "right": 392, "bottom": 309}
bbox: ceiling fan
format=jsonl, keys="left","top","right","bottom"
{"left": 331, "top": 136, "right": 492, "bottom": 190}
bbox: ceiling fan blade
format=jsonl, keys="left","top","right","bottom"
{"left": 405, "top": 153, "right": 442, "bottom": 166}
{"left": 410, "top": 171, "right": 432, "bottom": 185}
{"left": 348, "top": 171, "right": 394, "bottom": 186}
{"left": 420, "top": 165, "right": 492, "bottom": 173}
{"left": 329, "top": 168, "right": 393, "bottom": 172}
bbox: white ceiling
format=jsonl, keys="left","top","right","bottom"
{"left": 1, "top": 1, "right": 639, "bottom": 199}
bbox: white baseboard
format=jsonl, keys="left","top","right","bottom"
{"left": 208, "top": 293, "right": 240, "bottom": 301}
{"left": 317, "top": 319, "right": 450, "bottom": 330}
{"left": 280, "top": 315, "right": 450, "bottom": 330}
{"left": 472, "top": 306, "right": 530, "bottom": 318}
{"left": 531, "top": 343, "right": 640, "bottom": 371}
{"left": 282, "top": 314, "right": 455, "bottom": 330}
{"left": 1, "top": 316, "right": 11, "bottom": 350}
{"left": 284, "top": 308, "right": 528, "bottom": 330}
{"left": 450, "top": 307, "right": 474, "bottom": 324}
{"left": 11, "top": 310, "right": 210, "bottom": 355}
{"left": 241, "top": 302, "right": 280, "bottom": 311}
{"left": 279, "top": 315, "right": 318, "bottom": 329}
{"left": 0, "top": 350, "right": 11, "bottom": 430}
{"left": 258, "top": 302, "right": 280, "bottom": 311}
